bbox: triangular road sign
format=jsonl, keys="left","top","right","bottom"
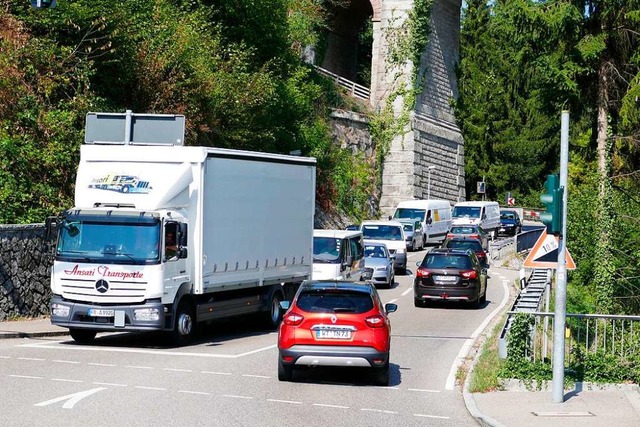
{"left": 523, "top": 229, "right": 576, "bottom": 270}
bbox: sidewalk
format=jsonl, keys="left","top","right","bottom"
{"left": 1, "top": 317, "right": 640, "bottom": 426}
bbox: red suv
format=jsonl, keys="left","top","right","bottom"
{"left": 277, "top": 280, "right": 398, "bottom": 386}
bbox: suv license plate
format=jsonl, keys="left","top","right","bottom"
{"left": 434, "top": 275, "right": 458, "bottom": 283}
{"left": 88, "top": 309, "right": 115, "bottom": 317}
{"left": 316, "top": 329, "right": 351, "bottom": 340}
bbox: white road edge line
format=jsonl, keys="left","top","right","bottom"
{"left": 444, "top": 278, "right": 510, "bottom": 390}
{"left": 0, "top": 356, "right": 11, "bottom": 359}
{"left": 52, "top": 360, "right": 81, "bottom": 364}
{"left": 267, "top": 399, "right": 302, "bottom": 404}
{"left": 201, "top": 371, "right": 232, "bottom": 376}
{"left": 401, "top": 288, "right": 412, "bottom": 297}
{"left": 414, "top": 413, "right": 450, "bottom": 419}
{"left": 235, "top": 344, "right": 277, "bottom": 358}
{"left": 222, "top": 394, "right": 253, "bottom": 399}
{"left": 9, "top": 374, "right": 42, "bottom": 379}
{"left": 408, "top": 388, "right": 441, "bottom": 393}
{"left": 135, "top": 386, "right": 166, "bottom": 391}
{"left": 51, "top": 378, "right": 83, "bottom": 383}
{"left": 88, "top": 363, "right": 116, "bottom": 367}
{"left": 93, "top": 382, "right": 127, "bottom": 387}
{"left": 125, "top": 365, "right": 154, "bottom": 370}
{"left": 241, "top": 374, "right": 271, "bottom": 379}
{"left": 163, "top": 368, "right": 193, "bottom": 372}
{"left": 18, "top": 357, "right": 45, "bottom": 361}
{"left": 179, "top": 390, "right": 210, "bottom": 395}
{"left": 35, "top": 387, "right": 105, "bottom": 409}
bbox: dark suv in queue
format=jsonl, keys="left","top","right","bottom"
{"left": 413, "top": 248, "right": 487, "bottom": 308}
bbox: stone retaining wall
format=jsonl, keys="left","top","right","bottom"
{"left": 0, "top": 224, "right": 53, "bottom": 321}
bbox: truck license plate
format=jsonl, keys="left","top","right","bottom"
{"left": 88, "top": 309, "right": 115, "bottom": 317}
{"left": 316, "top": 329, "right": 351, "bottom": 339}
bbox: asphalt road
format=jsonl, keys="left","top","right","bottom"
{"left": 0, "top": 248, "right": 518, "bottom": 427}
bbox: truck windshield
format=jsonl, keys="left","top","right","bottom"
{"left": 452, "top": 206, "right": 481, "bottom": 219}
{"left": 56, "top": 218, "right": 161, "bottom": 265}
{"left": 313, "top": 237, "right": 341, "bottom": 263}
{"left": 393, "top": 208, "right": 425, "bottom": 221}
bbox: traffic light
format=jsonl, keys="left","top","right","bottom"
{"left": 31, "top": 0, "right": 57, "bottom": 8}
{"left": 540, "top": 174, "right": 563, "bottom": 235}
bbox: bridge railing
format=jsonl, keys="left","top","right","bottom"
{"left": 313, "top": 66, "right": 370, "bottom": 101}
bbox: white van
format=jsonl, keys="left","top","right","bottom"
{"left": 391, "top": 199, "right": 452, "bottom": 245}
{"left": 451, "top": 201, "right": 501, "bottom": 238}
{"left": 312, "top": 230, "right": 365, "bottom": 280}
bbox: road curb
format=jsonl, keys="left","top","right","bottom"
{"left": 0, "top": 331, "right": 69, "bottom": 339}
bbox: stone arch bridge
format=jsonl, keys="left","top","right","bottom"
{"left": 315, "top": 0, "right": 465, "bottom": 217}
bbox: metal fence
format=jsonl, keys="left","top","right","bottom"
{"left": 505, "top": 311, "right": 640, "bottom": 366}
{"left": 313, "top": 66, "right": 370, "bottom": 101}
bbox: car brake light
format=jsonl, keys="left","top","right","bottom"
{"left": 283, "top": 312, "right": 303, "bottom": 326}
{"left": 461, "top": 270, "right": 478, "bottom": 279}
{"left": 416, "top": 267, "right": 431, "bottom": 278}
{"left": 365, "top": 315, "right": 385, "bottom": 328}
{"left": 470, "top": 234, "right": 479, "bottom": 239}
{"left": 447, "top": 233, "right": 454, "bottom": 238}
{"left": 476, "top": 251, "right": 485, "bottom": 258}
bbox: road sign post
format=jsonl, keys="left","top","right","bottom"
{"left": 552, "top": 110, "right": 570, "bottom": 403}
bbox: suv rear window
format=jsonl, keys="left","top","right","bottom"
{"left": 296, "top": 290, "right": 374, "bottom": 314}
{"left": 444, "top": 240, "right": 483, "bottom": 252}
{"left": 422, "top": 253, "right": 472, "bottom": 270}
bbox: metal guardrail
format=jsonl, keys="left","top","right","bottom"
{"left": 314, "top": 66, "right": 370, "bottom": 100}
{"left": 503, "top": 311, "right": 640, "bottom": 367}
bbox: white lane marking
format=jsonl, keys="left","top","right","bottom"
{"left": 51, "top": 378, "right": 83, "bottom": 383}
{"left": 9, "top": 374, "right": 42, "bottom": 379}
{"left": 408, "top": 388, "right": 440, "bottom": 393}
{"left": 93, "top": 382, "right": 127, "bottom": 387}
{"left": 19, "top": 342, "right": 256, "bottom": 359}
{"left": 35, "top": 387, "right": 105, "bottom": 409}
{"left": 179, "top": 390, "right": 210, "bottom": 395}
{"left": 313, "top": 403, "right": 349, "bottom": 409}
{"left": 267, "top": 399, "right": 302, "bottom": 405}
{"left": 241, "top": 374, "right": 270, "bottom": 379}
{"left": 163, "top": 368, "right": 192, "bottom": 373}
{"left": 401, "top": 288, "right": 412, "bottom": 297}
{"left": 18, "top": 357, "right": 45, "bottom": 361}
{"left": 52, "top": 359, "right": 81, "bottom": 364}
{"left": 361, "top": 408, "right": 398, "bottom": 414}
{"left": 222, "top": 394, "right": 253, "bottom": 400}
{"left": 0, "top": 356, "right": 10, "bottom": 359}
{"left": 88, "top": 363, "right": 116, "bottom": 367}
{"left": 202, "top": 371, "right": 232, "bottom": 376}
{"left": 386, "top": 299, "right": 398, "bottom": 304}
{"left": 135, "top": 386, "right": 166, "bottom": 391}
{"left": 414, "top": 413, "right": 450, "bottom": 419}
{"left": 444, "top": 277, "right": 510, "bottom": 390}
{"left": 125, "top": 365, "right": 153, "bottom": 370}
{"left": 235, "top": 344, "right": 277, "bottom": 358}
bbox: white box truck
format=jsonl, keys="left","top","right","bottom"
{"left": 50, "top": 112, "right": 316, "bottom": 345}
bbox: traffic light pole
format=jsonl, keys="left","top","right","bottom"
{"left": 552, "top": 110, "right": 570, "bottom": 403}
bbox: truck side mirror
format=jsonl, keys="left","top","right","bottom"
{"left": 177, "top": 247, "right": 188, "bottom": 259}
{"left": 178, "top": 223, "right": 188, "bottom": 246}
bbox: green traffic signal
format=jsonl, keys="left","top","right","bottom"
{"left": 540, "top": 174, "right": 563, "bottom": 235}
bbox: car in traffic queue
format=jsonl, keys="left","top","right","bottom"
{"left": 441, "top": 237, "right": 489, "bottom": 268}
{"left": 446, "top": 225, "right": 490, "bottom": 251}
{"left": 499, "top": 209, "right": 522, "bottom": 236}
{"left": 277, "top": 280, "right": 398, "bottom": 386}
{"left": 413, "top": 248, "right": 487, "bottom": 308}
{"left": 362, "top": 241, "right": 395, "bottom": 288}
{"left": 397, "top": 219, "right": 425, "bottom": 251}
{"left": 360, "top": 220, "right": 407, "bottom": 274}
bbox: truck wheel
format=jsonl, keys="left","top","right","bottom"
{"left": 69, "top": 328, "right": 97, "bottom": 344}
{"left": 263, "top": 292, "right": 283, "bottom": 330}
{"left": 170, "top": 300, "right": 195, "bottom": 346}
{"left": 278, "top": 358, "right": 293, "bottom": 382}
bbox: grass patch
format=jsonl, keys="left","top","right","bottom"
{"left": 468, "top": 314, "right": 507, "bottom": 393}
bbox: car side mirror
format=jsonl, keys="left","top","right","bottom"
{"left": 415, "top": 261, "right": 421, "bottom": 267}
{"left": 385, "top": 303, "right": 398, "bottom": 314}
{"left": 426, "top": 217, "right": 433, "bottom": 225}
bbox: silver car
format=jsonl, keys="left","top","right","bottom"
{"left": 398, "top": 219, "right": 425, "bottom": 251}
{"left": 362, "top": 242, "right": 395, "bottom": 288}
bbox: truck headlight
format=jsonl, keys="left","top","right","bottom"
{"left": 51, "top": 303, "right": 70, "bottom": 317}
{"left": 134, "top": 308, "right": 160, "bottom": 321}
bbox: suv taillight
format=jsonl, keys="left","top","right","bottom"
{"left": 470, "top": 234, "right": 479, "bottom": 239}
{"left": 365, "top": 315, "right": 385, "bottom": 328}
{"left": 283, "top": 312, "right": 303, "bottom": 326}
{"left": 446, "top": 233, "right": 454, "bottom": 238}
{"left": 461, "top": 270, "right": 478, "bottom": 279}
{"left": 416, "top": 267, "right": 431, "bottom": 278}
